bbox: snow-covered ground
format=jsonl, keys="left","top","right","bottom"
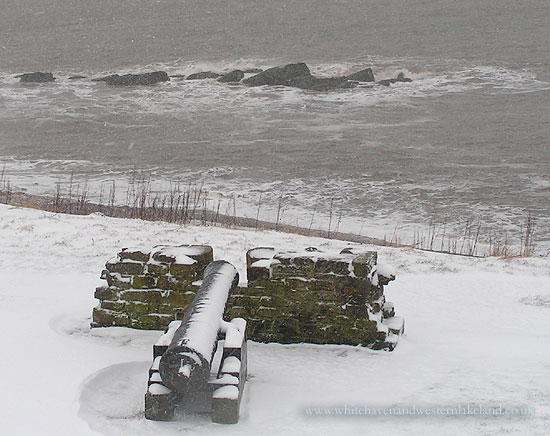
{"left": 1, "top": 203, "right": 549, "bottom": 435}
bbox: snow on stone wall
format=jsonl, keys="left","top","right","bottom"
{"left": 92, "top": 245, "right": 402, "bottom": 349}
{"left": 227, "top": 247, "right": 401, "bottom": 349}
{"left": 92, "top": 245, "right": 213, "bottom": 330}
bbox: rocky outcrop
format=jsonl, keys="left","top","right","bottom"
{"left": 242, "top": 68, "right": 263, "bottom": 74}
{"left": 378, "top": 72, "right": 412, "bottom": 86}
{"left": 242, "top": 62, "right": 311, "bottom": 86}
{"left": 14, "top": 65, "right": 413, "bottom": 92}
{"left": 242, "top": 63, "right": 380, "bottom": 91}
{"left": 186, "top": 71, "right": 221, "bottom": 80}
{"left": 93, "top": 71, "right": 169, "bottom": 86}
{"left": 218, "top": 70, "right": 245, "bottom": 83}
{"left": 16, "top": 72, "right": 55, "bottom": 83}
{"left": 346, "top": 67, "right": 375, "bottom": 82}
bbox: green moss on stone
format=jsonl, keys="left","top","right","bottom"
{"left": 92, "top": 307, "right": 130, "bottom": 327}
{"left": 170, "top": 263, "right": 199, "bottom": 281}
{"left": 94, "top": 286, "right": 119, "bottom": 301}
{"left": 247, "top": 265, "right": 270, "bottom": 282}
{"left": 105, "top": 261, "right": 145, "bottom": 275}
{"left": 132, "top": 313, "right": 173, "bottom": 330}
{"left": 120, "top": 289, "right": 163, "bottom": 303}
{"left": 146, "top": 301, "right": 177, "bottom": 315}
{"left": 271, "top": 262, "right": 316, "bottom": 280}
{"left": 126, "top": 301, "right": 150, "bottom": 315}
{"left": 102, "top": 272, "right": 132, "bottom": 289}
{"left": 352, "top": 252, "right": 377, "bottom": 278}
{"left": 165, "top": 290, "right": 195, "bottom": 307}
{"left": 147, "top": 263, "right": 169, "bottom": 275}
{"left": 101, "top": 300, "right": 126, "bottom": 311}
{"left": 118, "top": 249, "right": 151, "bottom": 262}
{"left": 155, "top": 275, "right": 173, "bottom": 290}
{"left": 132, "top": 275, "right": 157, "bottom": 289}
{"left": 315, "top": 258, "right": 351, "bottom": 275}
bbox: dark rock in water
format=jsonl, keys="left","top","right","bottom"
{"left": 186, "top": 71, "right": 221, "bottom": 80}
{"left": 242, "top": 62, "right": 311, "bottom": 86}
{"left": 397, "top": 72, "right": 412, "bottom": 82}
{"left": 16, "top": 72, "right": 55, "bottom": 83}
{"left": 68, "top": 75, "right": 86, "bottom": 80}
{"left": 287, "top": 76, "right": 356, "bottom": 91}
{"left": 93, "top": 71, "right": 169, "bottom": 86}
{"left": 218, "top": 70, "right": 245, "bottom": 83}
{"left": 169, "top": 74, "right": 186, "bottom": 79}
{"left": 242, "top": 68, "right": 263, "bottom": 74}
{"left": 377, "top": 79, "right": 392, "bottom": 87}
{"left": 378, "top": 72, "right": 412, "bottom": 86}
{"left": 346, "top": 68, "right": 375, "bottom": 82}
{"left": 239, "top": 62, "right": 360, "bottom": 91}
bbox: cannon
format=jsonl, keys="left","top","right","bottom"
{"left": 145, "top": 260, "right": 247, "bottom": 424}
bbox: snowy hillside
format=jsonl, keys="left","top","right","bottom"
{"left": 0, "top": 204, "right": 548, "bottom": 435}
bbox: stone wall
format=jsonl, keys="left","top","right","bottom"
{"left": 227, "top": 247, "right": 401, "bottom": 349}
{"left": 92, "top": 245, "right": 213, "bottom": 330}
{"left": 92, "top": 245, "right": 403, "bottom": 349}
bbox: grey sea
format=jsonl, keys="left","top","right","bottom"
{"left": 1, "top": 0, "right": 549, "bottom": 250}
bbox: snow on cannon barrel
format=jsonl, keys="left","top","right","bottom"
{"left": 145, "top": 260, "right": 248, "bottom": 424}
{"left": 159, "top": 260, "right": 239, "bottom": 392}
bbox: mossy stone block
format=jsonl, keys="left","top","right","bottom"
{"left": 120, "top": 289, "right": 163, "bottom": 303}
{"left": 155, "top": 275, "right": 174, "bottom": 290}
{"left": 92, "top": 307, "right": 130, "bottom": 327}
{"left": 119, "top": 249, "right": 151, "bottom": 262}
{"left": 247, "top": 265, "right": 270, "bottom": 283}
{"left": 152, "top": 303, "right": 178, "bottom": 315}
{"left": 189, "top": 245, "right": 214, "bottom": 268}
{"left": 170, "top": 263, "right": 199, "bottom": 281}
{"left": 165, "top": 290, "right": 195, "bottom": 307}
{"left": 106, "top": 261, "right": 145, "bottom": 275}
{"left": 133, "top": 314, "right": 173, "bottom": 330}
{"left": 352, "top": 252, "right": 377, "bottom": 278}
{"left": 133, "top": 275, "right": 157, "bottom": 289}
{"left": 246, "top": 247, "right": 275, "bottom": 267}
{"left": 94, "top": 286, "right": 119, "bottom": 301}
{"left": 315, "top": 258, "right": 351, "bottom": 275}
{"left": 147, "top": 263, "right": 169, "bottom": 275}
{"left": 151, "top": 249, "right": 175, "bottom": 263}
{"left": 101, "top": 300, "right": 126, "bottom": 311}
{"left": 104, "top": 273, "right": 133, "bottom": 289}
{"left": 126, "top": 301, "right": 150, "bottom": 315}
{"left": 271, "top": 264, "right": 315, "bottom": 280}
{"left": 225, "top": 305, "right": 250, "bottom": 320}
{"left": 151, "top": 245, "right": 212, "bottom": 265}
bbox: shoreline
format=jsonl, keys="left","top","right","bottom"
{"left": 0, "top": 188, "right": 501, "bottom": 258}
{"left": 1, "top": 189, "right": 386, "bottom": 244}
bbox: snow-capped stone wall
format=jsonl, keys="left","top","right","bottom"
{"left": 92, "top": 245, "right": 403, "bottom": 349}
{"left": 92, "top": 245, "right": 213, "bottom": 330}
{"left": 227, "top": 247, "right": 402, "bottom": 350}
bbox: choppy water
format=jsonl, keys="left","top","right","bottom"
{"left": 1, "top": 0, "right": 549, "bottom": 250}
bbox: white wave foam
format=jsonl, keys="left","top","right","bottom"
{"left": 1, "top": 57, "right": 547, "bottom": 121}
{"left": 2, "top": 156, "right": 549, "bottom": 253}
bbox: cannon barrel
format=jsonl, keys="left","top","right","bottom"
{"left": 159, "top": 260, "right": 239, "bottom": 393}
